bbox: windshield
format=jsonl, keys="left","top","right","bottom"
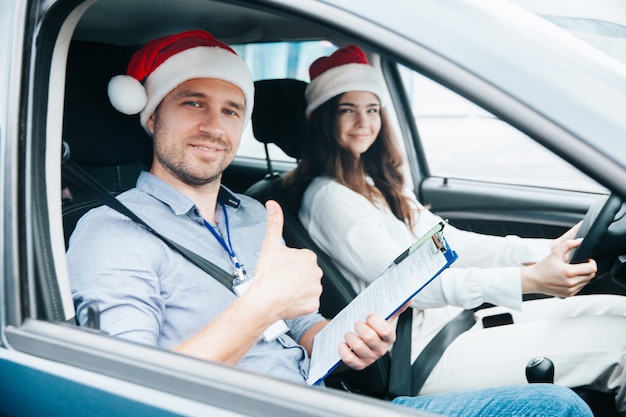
{"left": 510, "top": 0, "right": 626, "bottom": 66}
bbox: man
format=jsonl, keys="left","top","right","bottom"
{"left": 67, "top": 29, "right": 592, "bottom": 416}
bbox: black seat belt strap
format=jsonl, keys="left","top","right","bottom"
{"left": 387, "top": 307, "right": 413, "bottom": 398}
{"left": 387, "top": 308, "right": 477, "bottom": 399}
{"left": 61, "top": 149, "right": 234, "bottom": 292}
{"left": 409, "top": 309, "right": 476, "bottom": 396}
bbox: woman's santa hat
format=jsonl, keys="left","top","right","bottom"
{"left": 305, "top": 45, "right": 388, "bottom": 118}
{"left": 107, "top": 29, "right": 254, "bottom": 134}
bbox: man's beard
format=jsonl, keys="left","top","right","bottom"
{"left": 155, "top": 136, "right": 233, "bottom": 187}
{"left": 153, "top": 112, "right": 234, "bottom": 187}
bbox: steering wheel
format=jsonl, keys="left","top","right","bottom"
{"left": 569, "top": 193, "right": 626, "bottom": 278}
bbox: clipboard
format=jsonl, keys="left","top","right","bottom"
{"left": 306, "top": 222, "right": 457, "bottom": 385}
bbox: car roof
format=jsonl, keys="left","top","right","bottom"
{"left": 73, "top": 0, "right": 326, "bottom": 46}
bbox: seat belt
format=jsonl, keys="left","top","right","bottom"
{"left": 388, "top": 308, "right": 477, "bottom": 399}
{"left": 61, "top": 143, "right": 234, "bottom": 292}
{"left": 409, "top": 309, "right": 476, "bottom": 396}
{"left": 387, "top": 308, "right": 414, "bottom": 397}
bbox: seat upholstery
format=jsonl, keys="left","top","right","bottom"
{"left": 247, "top": 79, "right": 357, "bottom": 318}
{"left": 250, "top": 78, "right": 308, "bottom": 160}
{"left": 62, "top": 41, "right": 153, "bottom": 247}
{"left": 63, "top": 41, "right": 153, "bottom": 186}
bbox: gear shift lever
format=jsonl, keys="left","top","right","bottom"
{"left": 526, "top": 357, "right": 554, "bottom": 383}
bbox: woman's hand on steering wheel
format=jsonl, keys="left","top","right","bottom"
{"left": 521, "top": 238, "right": 597, "bottom": 298}
{"left": 551, "top": 221, "right": 581, "bottom": 251}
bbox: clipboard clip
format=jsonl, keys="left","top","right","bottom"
{"left": 432, "top": 231, "right": 447, "bottom": 253}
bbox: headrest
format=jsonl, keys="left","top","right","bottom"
{"left": 251, "top": 79, "right": 308, "bottom": 160}
{"left": 63, "top": 41, "right": 153, "bottom": 168}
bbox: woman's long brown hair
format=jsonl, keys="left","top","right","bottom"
{"left": 284, "top": 94, "right": 417, "bottom": 230}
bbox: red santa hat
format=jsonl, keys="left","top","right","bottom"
{"left": 107, "top": 30, "right": 254, "bottom": 134}
{"left": 305, "top": 45, "right": 388, "bottom": 118}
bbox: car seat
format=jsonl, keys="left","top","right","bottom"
{"left": 62, "top": 40, "right": 153, "bottom": 247}
{"left": 246, "top": 79, "right": 358, "bottom": 319}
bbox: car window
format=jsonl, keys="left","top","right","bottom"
{"left": 233, "top": 41, "right": 337, "bottom": 162}
{"left": 399, "top": 65, "right": 606, "bottom": 193}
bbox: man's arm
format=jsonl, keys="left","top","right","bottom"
{"left": 298, "top": 320, "right": 328, "bottom": 356}
{"left": 173, "top": 292, "right": 291, "bottom": 364}
{"left": 174, "top": 200, "right": 324, "bottom": 364}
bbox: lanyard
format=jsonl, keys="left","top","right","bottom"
{"left": 203, "top": 201, "right": 248, "bottom": 286}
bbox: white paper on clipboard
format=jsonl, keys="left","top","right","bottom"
{"left": 306, "top": 222, "right": 457, "bottom": 386}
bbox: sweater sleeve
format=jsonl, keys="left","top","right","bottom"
{"left": 412, "top": 266, "right": 522, "bottom": 310}
{"left": 409, "top": 194, "right": 550, "bottom": 310}
{"left": 443, "top": 222, "right": 551, "bottom": 268}
{"left": 301, "top": 179, "right": 550, "bottom": 311}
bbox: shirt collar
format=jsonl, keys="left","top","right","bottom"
{"left": 136, "top": 172, "right": 241, "bottom": 217}
{"left": 218, "top": 186, "right": 241, "bottom": 209}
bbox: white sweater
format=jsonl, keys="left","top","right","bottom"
{"left": 299, "top": 176, "right": 551, "bottom": 312}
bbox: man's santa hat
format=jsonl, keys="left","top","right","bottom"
{"left": 107, "top": 29, "right": 254, "bottom": 134}
{"left": 305, "top": 45, "right": 388, "bottom": 118}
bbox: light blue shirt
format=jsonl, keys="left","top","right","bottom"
{"left": 68, "top": 172, "right": 325, "bottom": 384}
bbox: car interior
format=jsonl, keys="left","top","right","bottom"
{"left": 20, "top": 0, "right": 623, "bottom": 414}
{"left": 60, "top": 38, "right": 397, "bottom": 398}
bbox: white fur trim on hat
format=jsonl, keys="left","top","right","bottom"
{"left": 108, "top": 46, "right": 254, "bottom": 135}
{"left": 305, "top": 63, "right": 388, "bottom": 118}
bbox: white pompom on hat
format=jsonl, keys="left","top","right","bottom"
{"left": 107, "top": 29, "right": 254, "bottom": 134}
{"left": 305, "top": 45, "right": 388, "bottom": 118}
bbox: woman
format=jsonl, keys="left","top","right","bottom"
{"left": 284, "top": 45, "right": 626, "bottom": 412}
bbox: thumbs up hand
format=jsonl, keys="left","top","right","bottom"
{"left": 248, "top": 200, "right": 323, "bottom": 321}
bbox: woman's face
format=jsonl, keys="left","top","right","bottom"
{"left": 336, "top": 91, "right": 382, "bottom": 158}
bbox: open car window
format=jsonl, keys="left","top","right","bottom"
{"left": 398, "top": 65, "right": 606, "bottom": 193}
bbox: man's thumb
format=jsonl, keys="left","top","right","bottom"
{"left": 264, "top": 200, "right": 285, "bottom": 246}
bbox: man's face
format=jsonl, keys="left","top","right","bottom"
{"left": 146, "top": 78, "right": 246, "bottom": 188}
